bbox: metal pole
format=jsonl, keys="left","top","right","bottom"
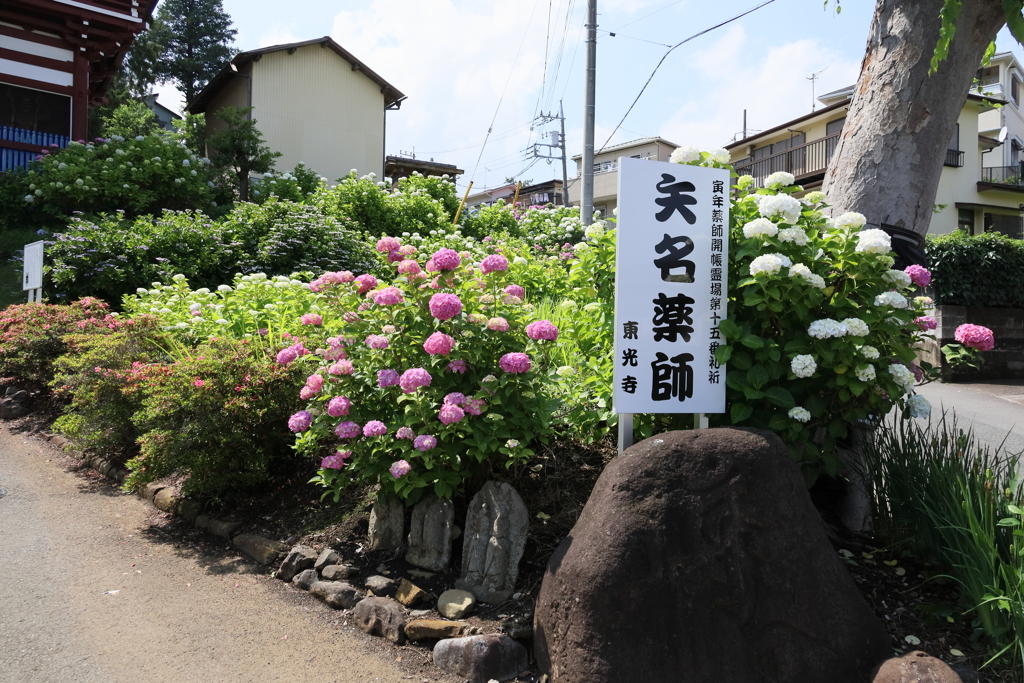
{"left": 581, "top": 0, "right": 597, "bottom": 226}
{"left": 559, "top": 100, "right": 569, "bottom": 206}
{"left": 618, "top": 413, "right": 633, "bottom": 454}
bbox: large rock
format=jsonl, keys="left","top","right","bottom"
{"left": 432, "top": 634, "right": 528, "bottom": 683}
{"left": 234, "top": 534, "right": 288, "bottom": 566}
{"left": 456, "top": 482, "right": 529, "bottom": 604}
{"left": 395, "top": 578, "right": 427, "bottom": 607}
{"left": 278, "top": 545, "right": 317, "bottom": 582}
{"left": 351, "top": 597, "right": 406, "bottom": 644}
{"left": 368, "top": 492, "right": 404, "bottom": 551}
{"left": 872, "top": 651, "right": 963, "bottom": 683}
{"left": 438, "top": 588, "right": 477, "bottom": 619}
{"left": 533, "top": 428, "right": 890, "bottom": 683}
{"left": 292, "top": 568, "right": 318, "bottom": 591}
{"left": 405, "top": 494, "right": 454, "bottom": 571}
{"left": 405, "top": 619, "right": 468, "bottom": 641}
{"left": 153, "top": 487, "right": 179, "bottom": 513}
{"left": 320, "top": 564, "right": 358, "bottom": 581}
{"left": 314, "top": 548, "right": 341, "bottom": 572}
{"left": 310, "top": 581, "right": 361, "bottom": 609}
{"left": 364, "top": 575, "right": 396, "bottom": 597}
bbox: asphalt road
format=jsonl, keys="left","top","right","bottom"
{"left": 0, "top": 427, "right": 447, "bottom": 683}
{"left": 915, "top": 379, "right": 1024, "bottom": 455}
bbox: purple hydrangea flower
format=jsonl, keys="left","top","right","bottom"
{"left": 447, "top": 359, "right": 468, "bottom": 374}
{"left": 363, "top": 420, "right": 388, "bottom": 437}
{"left": 444, "top": 392, "right": 467, "bottom": 405}
{"left": 389, "top": 459, "right": 412, "bottom": 478}
{"left": 373, "top": 286, "right": 405, "bottom": 305}
{"left": 288, "top": 410, "right": 313, "bottom": 432}
{"left": 378, "top": 369, "right": 400, "bottom": 388}
{"left": 438, "top": 403, "right": 465, "bottom": 425}
{"left": 327, "top": 396, "right": 351, "bottom": 417}
{"left": 431, "top": 248, "right": 461, "bottom": 271}
{"left": 366, "top": 334, "right": 389, "bottom": 350}
{"left": 465, "top": 397, "right": 486, "bottom": 415}
{"left": 334, "top": 421, "right": 361, "bottom": 439}
{"left": 504, "top": 284, "right": 525, "bottom": 299}
{"left": 399, "top": 368, "right": 432, "bottom": 393}
{"left": 396, "top": 426, "right": 416, "bottom": 440}
{"left": 376, "top": 235, "right": 400, "bottom": 253}
{"left": 429, "top": 293, "right": 463, "bottom": 320}
{"left": 526, "top": 320, "right": 559, "bottom": 341}
{"left": 413, "top": 435, "right": 437, "bottom": 451}
{"left": 499, "top": 352, "right": 531, "bottom": 373}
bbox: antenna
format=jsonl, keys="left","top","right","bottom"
{"left": 807, "top": 67, "right": 828, "bottom": 111}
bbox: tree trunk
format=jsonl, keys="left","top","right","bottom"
{"left": 238, "top": 167, "right": 249, "bottom": 202}
{"left": 822, "top": 0, "right": 1006, "bottom": 236}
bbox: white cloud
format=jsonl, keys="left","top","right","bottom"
{"left": 258, "top": 26, "right": 301, "bottom": 48}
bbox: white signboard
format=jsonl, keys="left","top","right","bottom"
{"left": 613, "top": 157, "right": 729, "bottom": 414}
{"left": 22, "top": 240, "right": 44, "bottom": 291}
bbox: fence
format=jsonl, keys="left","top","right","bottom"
{"left": 0, "top": 126, "right": 70, "bottom": 172}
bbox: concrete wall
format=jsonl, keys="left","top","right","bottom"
{"left": 931, "top": 305, "right": 1024, "bottom": 380}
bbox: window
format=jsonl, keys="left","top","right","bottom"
{"left": 976, "top": 65, "right": 1000, "bottom": 86}
{"left": 948, "top": 124, "right": 960, "bottom": 152}
{"left": 1013, "top": 76, "right": 1022, "bottom": 105}
{"left": 957, "top": 209, "right": 975, "bottom": 235}
{"left": 0, "top": 83, "right": 71, "bottom": 136}
{"left": 826, "top": 117, "right": 846, "bottom": 136}
{"left": 984, "top": 212, "right": 1023, "bottom": 239}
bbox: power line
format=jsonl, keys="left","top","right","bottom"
{"left": 609, "top": 0, "right": 687, "bottom": 32}
{"left": 597, "top": 0, "right": 777, "bottom": 154}
{"left": 597, "top": 28, "right": 672, "bottom": 49}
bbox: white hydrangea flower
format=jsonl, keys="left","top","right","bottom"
{"left": 791, "top": 354, "right": 817, "bottom": 378}
{"left": 778, "top": 227, "right": 809, "bottom": 245}
{"left": 888, "top": 363, "right": 916, "bottom": 392}
{"left": 855, "top": 228, "right": 891, "bottom": 253}
{"left": 190, "top": 316, "right": 204, "bottom": 323}
{"left": 883, "top": 270, "right": 913, "bottom": 289}
{"left": 189, "top": 302, "right": 202, "bottom": 312}
{"left": 584, "top": 223, "right": 605, "bottom": 240}
{"left": 855, "top": 365, "right": 876, "bottom": 382}
{"left": 842, "top": 318, "right": 870, "bottom": 336}
{"left": 803, "top": 191, "right": 827, "bottom": 204}
{"left": 907, "top": 394, "right": 931, "bottom": 418}
{"left": 513, "top": 256, "right": 528, "bottom": 265}
{"left": 742, "top": 217, "right": 778, "bottom": 239}
{"left": 875, "top": 291, "right": 909, "bottom": 309}
{"left": 808, "top": 318, "right": 848, "bottom": 339}
{"left": 788, "top": 406, "right": 811, "bottom": 422}
{"left": 764, "top": 171, "right": 795, "bottom": 188}
{"left": 704, "top": 147, "right": 730, "bottom": 164}
{"left": 789, "top": 263, "right": 826, "bottom": 289}
{"left": 670, "top": 145, "right": 701, "bottom": 164}
{"left": 216, "top": 318, "right": 230, "bottom": 325}
{"left": 136, "top": 287, "right": 148, "bottom": 294}
{"left": 175, "top": 322, "right": 189, "bottom": 329}
{"left": 218, "top": 285, "right": 232, "bottom": 292}
{"left": 172, "top": 274, "right": 186, "bottom": 281}
{"left": 750, "top": 254, "right": 785, "bottom": 276}
{"left": 835, "top": 211, "right": 867, "bottom": 230}
{"left": 859, "top": 345, "right": 880, "bottom": 359}
{"left": 758, "top": 194, "right": 802, "bottom": 224}
{"left": 573, "top": 242, "right": 590, "bottom": 253}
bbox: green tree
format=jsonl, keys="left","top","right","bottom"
{"left": 155, "top": 0, "right": 237, "bottom": 104}
{"left": 207, "top": 106, "right": 280, "bottom": 201}
{"left": 172, "top": 112, "right": 207, "bottom": 156}
{"left": 100, "top": 100, "right": 160, "bottom": 139}
{"left": 121, "top": 18, "right": 171, "bottom": 97}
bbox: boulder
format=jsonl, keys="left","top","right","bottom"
{"left": 153, "top": 488, "right": 178, "bottom": 513}
{"left": 405, "top": 619, "right": 468, "bottom": 641}
{"left": 351, "top": 597, "right": 406, "bottom": 644}
{"left": 176, "top": 499, "right": 203, "bottom": 523}
{"left": 234, "top": 534, "right": 288, "bottom": 566}
{"left": 395, "top": 578, "right": 427, "bottom": 607}
{"left": 368, "top": 492, "right": 404, "bottom": 551}
{"left": 292, "top": 568, "right": 318, "bottom": 591}
{"left": 405, "top": 494, "right": 454, "bottom": 571}
{"left": 310, "top": 581, "right": 361, "bottom": 609}
{"left": 314, "top": 548, "right": 341, "bottom": 572}
{"left": 438, "top": 589, "right": 477, "bottom": 619}
{"left": 533, "top": 428, "right": 890, "bottom": 683}
{"left": 321, "top": 564, "right": 358, "bottom": 581}
{"left": 278, "top": 545, "right": 317, "bottom": 582}
{"left": 432, "top": 634, "right": 528, "bottom": 683}
{"left": 143, "top": 482, "right": 166, "bottom": 501}
{"left": 364, "top": 575, "right": 396, "bottom": 597}
{"left": 0, "top": 397, "right": 29, "bottom": 419}
{"left": 456, "top": 482, "right": 529, "bottom": 604}
{"left": 872, "top": 651, "right": 963, "bottom": 683}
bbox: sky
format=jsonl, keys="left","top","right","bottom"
{"left": 154, "top": 1, "right": 1024, "bottom": 193}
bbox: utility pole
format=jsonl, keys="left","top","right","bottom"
{"left": 559, "top": 100, "right": 569, "bottom": 206}
{"left": 529, "top": 104, "right": 571, "bottom": 206}
{"left": 581, "top": 0, "right": 597, "bottom": 226}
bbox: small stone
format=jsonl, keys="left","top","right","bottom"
{"left": 502, "top": 621, "right": 532, "bottom": 640}
{"left": 314, "top": 548, "right": 341, "bottom": 572}
{"left": 143, "top": 482, "right": 166, "bottom": 501}
{"left": 278, "top": 545, "right": 318, "bottom": 582}
{"left": 368, "top": 492, "right": 404, "bottom": 551}
{"left": 153, "top": 488, "right": 178, "bottom": 512}
{"left": 351, "top": 597, "right": 406, "bottom": 644}
{"left": 48, "top": 435, "right": 67, "bottom": 448}
{"left": 292, "top": 568, "right": 318, "bottom": 591}
{"left": 321, "top": 564, "right": 358, "bottom": 581}
{"left": 205, "top": 518, "right": 241, "bottom": 539}
{"left": 408, "top": 569, "right": 435, "bottom": 580}
{"left": 177, "top": 499, "right": 203, "bottom": 522}
{"left": 451, "top": 524, "right": 462, "bottom": 541}
{"left": 395, "top": 578, "right": 427, "bottom": 607}
{"left": 438, "top": 589, "right": 477, "bottom": 619}
{"left": 409, "top": 609, "right": 432, "bottom": 619}
{"left": 405, "top": 619, "right": 468, "bottom": 641}
{"left": 364, "top": 575, "right": 396, "bottom": 597}
{"left": 433, "top": 634, "right": 528, "bottom": 683}
{"left": 512, "top": 592, "right": 522, "bottom": 600}
{"left": 310, "top": 581, "right": 362, "bottom": 609}
{"left": 872, "top": 651, "right": 963, "bottom": 683}
{"left": 234, "top": 534, "right": 288, "bottom": 565}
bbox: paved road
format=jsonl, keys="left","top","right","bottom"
{"left": 0, "top": 427, "right": 448, "bottom": 683}
{"left": 915, "top": 379, "right": 1024, "bottom": 455}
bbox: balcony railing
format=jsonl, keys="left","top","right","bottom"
{"left": 981, "top": 165, "right": 1024, "bottom": 186}
{"left": 0, "top": 125, "right": 69, "bottom": 172}
{"left": 733, "top": 134, "right": 840, "bottom": 186}
{"left": 577, "top": 153, "right": 654, "bottom": 177}
{"left": 945, "top": 149, "right": 965, "bottom": 167}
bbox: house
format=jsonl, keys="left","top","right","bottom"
{"left": 141, "top": 93, "right": 181, "bottom": 132}
{"left": 727, "top": 80, "right": 1024, "bottom": 238}
{"left": 566, "top": 137, "right": 679, "bottom": 217}
{"left": 466, "top": 183, "right": 518, "bottom": 209}
{"left": 0, "top": 0, "right": 159, "bottom": 171}
{"left": 186, "top": 37, "right": 405, "bottom": 183}
{"left": 464, "top": 179, "right": 565, "bottom": 210}
{"left": 384, "top": 155, "right": 462, "bottom": 186}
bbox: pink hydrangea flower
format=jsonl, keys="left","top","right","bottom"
{"left": 335, "top": 421, "right": 360, "bottom": 439}
{"left": 373, "top": 286, "right": 405, "bottom": 305}
{"left": 309, "top": 270, "right": 354, "bottom": 292}
{"left": 301, "top": 313, "right": 323, "bottom": 326}
{"left": 398, "top": 259, "right": 422, "bottom": 275}
{"left": 955, "top": 324, "right": 995, "bottom": 352}
{"left": 526, "top": 320, "right": 559, "bottom": 341}
{"left": 465, "top": 397, "right": 486, "bottom": 415}
{"left": 905, "top": 264, "right": 932, "bottom": 287}
{"left": 439, "top": 403, "right": 465, "bottom": 425}
{"left": 363, "top": 420, "right": 388, "bottom": 437}
{"left": 354, "top": 274, "right": 378, "bottom": 295}
{"left": 914, "top": 316, "right": 937, "bottom": 332}
{"left": 366, "top": 334, "right": 389, "bottom": 350}
{"left": 357, "top": 302, "right": 371, "bottom": 311}
{"left": 342, "top": 311, "right": 360, "bottom": 323}
{"left": 447, "top": 359, "right": 468, "bottom": 374}
{"left": 328, "top": 359, "right": 355, "bottom": 375}
{"left": 413, "top": 435, "right": 437, "bottom": 451}
{"left": 504, "top": 284, "right": 525, "bottom": 299}
{"left": 480, "top": 254, "right": 509, "bottom": 274}
{"left": 376, "top": 235, "right": 400, "bottom": 253}
{"left": 502, "top": 294, "right": 523, "bottom": 306}
{"left": 425, "top": 259, "right": 438, "bottom": 273}
{"left": 500, "top": 352, "right": 531, "bottom": 373}
{"left": 305, "top": 374, "right": 324, "bottom": 392}
{"left": 399, "top": 368, "right": 432, "bottom": 393}
{"left": 327, "top": 396, "right": 351, "bottom": 417}
{"left": 276, "top": 342, "right": 308, "bottom": 365}
{"left": 396, "top": 426, "right": 416, "bottom": 440}
{"left": 444, "top": 392, "right": 467, "bottom": 405}
{"left": 423, "top": 332, "right": 455, "bottom": 356}
{"left": 378, "top": 369, "right": 400, "bottom": 387}
{"left": 429, "top": 293, "right": 463, "bottom": 320}
{"left": 388, "top": 249, "right": 403, "bottom": 263}
{"left": 288, "top": 411, "right": 313, "bottom": 432}
{"left": 431, "top": 248, "right": 461, "bottom": 271}
{"left": 382, "top": 325, "right": 396, "bottom": 334}
{"left": 398, "top": 244, "right": 417, "bottom": 256}
{"left": 321, "top": 453, "right": 347, "bottom": 470}
{"left": 487, "top": 317, "right": 509, "bottom": 332}
{"left": 389, "top": 459, "right": 412, "bottom": 478}
{"left": 299, "top": 386, "right": 316, "bottom": 400}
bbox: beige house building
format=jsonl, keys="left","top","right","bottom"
{"left": 727, "top": 82, "right": 1024, "bottom": 238}
{"left": 567, "top": 137, "right": 679, "bottom": 217}
{"left": 187, "top": 37, "right": 405, "bottom": 182}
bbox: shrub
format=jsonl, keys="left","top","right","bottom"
{"left": 927, "top": 231, "right": 1024, "bottom": 309}
{"left": 249, "top": 163, "right": 324, "bottom": 203}
{"left": 126, "top": 338, "right": 304, "bottom": 496}
{"left": 462, "top": 201, "right": 518, "bottom": 239}
{"left": 312, "top": 171, "right": 456, "bottom": 238}
{"left": 99, "top": 100, "right": 161, "bottom": 139}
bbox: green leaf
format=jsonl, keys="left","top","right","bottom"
{"left": 740, "top": 334, "right": 763, "bottom": 349}
{"left": 763, "top": 386, "right": 796, "bottom": 409}
{"left": 715, "top": 345, "right": 734, "bottom": 364}
{"left": 718, "top": 318, "right": 742, "bottom": 339}
{"left": 731, "top": 402, "right": 753, "bottom": 423}
{"left": 747, "top": 364, "right": 769, "bottom": 390}
{"left": 768, "top": 413, "right": 790, "bottom": 431}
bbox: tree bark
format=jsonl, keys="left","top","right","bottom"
{"left": 822, "top": 0, "right": 1006, "bottom": 235}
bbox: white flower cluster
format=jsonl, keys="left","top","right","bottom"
{"left": 584, "top": 222, "right": 606, "bottom": 240}
{"left": 855, "top": 228, "right": 891, "bottom": 254}
{"left": 803, "top": 191, "right": 827, "bottom": 205}
{"left": 742, "top": 218, "right": 778, "bottom": 239}
{"left": 704, "top": 148, "right": 730, "bottom": 164}
{"left": 882, "top": 270, "right": 913, "bottom": 289}
{"left": 888, "top": 363, "right": 916, "bottom": 393}
{"left": 841, "top": 318, "right": 870, "bottom": 336}
{"left": 749, "top": 253, "right": 792, "bottom": 276}
{"left": 874, "top": 291, "right": 909, "bottom": 309}
{"left": 758, "top": 194, "right": 802, "bottom": 224}
{"left": 670, "top": 145, "right": 701, "bottom": 164}
{"left": 859, "top": 345, "right": 880, "bottom": 359}
{"left": 778, "top": 227, "right": 809, "bottom": 246}
{"left": 764, "top": 171, "right": 795, "bottom": 188}
{"left": 855, "top": 365, "right": 876, "bottom": 382}
{"left": 791, "top": 354, "right": 817, "bottom": 378}
{"left": 788, "top": 406, "right": 811, "bottom": 423}
{"left": 789, "top": 263, "right": 826, "bottom": 289}
{"left": 808, "top": 318, "right": 847, "bottom": 339}
{"left": 835, "top": 212, "right": 867, "bottom": 230}
{"left": 907, "top": 394, "right": 931, "bottom": 418}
